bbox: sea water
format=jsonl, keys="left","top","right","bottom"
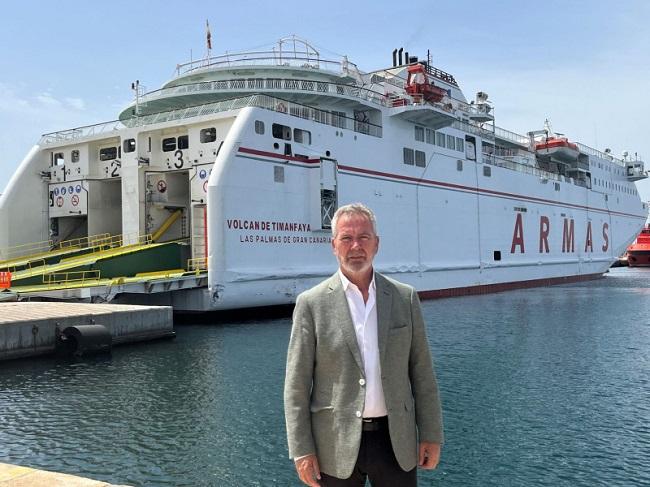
{"left": 0, "top": 267, "right": 648, "bottom": 486}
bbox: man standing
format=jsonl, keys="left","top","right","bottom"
{"left": 284, "top": 203, "right": 443, "bottom": 486}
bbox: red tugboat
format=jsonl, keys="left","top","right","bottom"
{"left": 626, "top": 225, "right": 650, "bottom": 267}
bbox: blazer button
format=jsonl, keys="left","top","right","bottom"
{"left": 359, "top": 379, "right": 366, "bottom": 386}
{"left": 356, "top": 411, "right": 362, "bottom": 418}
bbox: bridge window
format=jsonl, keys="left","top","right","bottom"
{"left": 162, "top": 138, "right": 176, "bottom": 152}
{"left": 178, "top": 135, "right": 189, "bottom": 150}
{"left": 403, "top": 148, "right": 414, "bottom": 165}
{"left": 99, "top": 147, "right": 118, "bottom": 161}
{"left": 123, "top": 139, "right": 136, "bottom": 153}
{"left": 294, "top": 128, "right": 312, "bottom": 145}
{"left": 447, "top": 135, "right": 455, "bottom": 150}
{"left": 53, "top": 152, "right": 64, "bottom": 167}
{"left": 255, "top": 121, "right": 265, "bottom": 135}
{"left": 272, "top": 123, "right": 292, "bottom": 140}
{"left": 456, "top": 137, "right": 464, "bottom": 152}
{"left": 200, "top": 128, "right": 217, "bottom": 143}
{"left": 436, "top": 132, "right": 446, "bottom": 148}
{"left": 414, "top": 126, "right": 424, "bottom": 142}
{"left": 415, "top": 150, "right": 426, "bottom": 167}
{"left": 426, "top": 129, "right": 435, "bottom": 145}
{"left": 71, "top": 150, "right": 80, "bottom": 163}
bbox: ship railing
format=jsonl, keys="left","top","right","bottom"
{"left": 187, "top": 257, "right": 207, "bottom": 274}
{"left": 175, "top": 37, "right": 360, "bottom": 77}
{"left": 122, "top": 94, "right": 383, "bottom": 137}
{"left": 138, "top": 77, "right": 388, "bottom": 109}
{"left": 493, "top": 126, "right": 531, "bottom": 147}
{"left": 176, "top": 52, "right": 356, "bottom": 76}
{"left": 42, "top": 270, "right": 101, "bottom": 286}
{"left": 4, "top": 258, "right": 46, "bottom": 276}
{"left": 0, "top": 239, "right": 54, "bottom": 262}
{"left": 0, "top": 233, "right": 113, "bottom": 263}
{"left": 483, "top": 152, "right": 564, "bottom": 183}
{"left": 41, "top": 121, "right": 125, "bottom": 144}
{"left": 575, "top": 142, "right": 626, "bottom": 167}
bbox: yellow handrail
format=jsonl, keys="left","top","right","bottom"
{"left": 152, "top": 210, "right": 183, "bottom": 242}
{"left": 187, "top": 257, "right": 208, "bottom": 274}
{"left": 42, "top": 270, "right": 101, "bottom": 286}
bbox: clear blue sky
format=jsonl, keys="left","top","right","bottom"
{"left": 2, "top": 0, "right": 649, "bottom": 199}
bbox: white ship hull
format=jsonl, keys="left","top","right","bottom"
{"left": 0, "top": 37, "right": 646, "bottom": 310}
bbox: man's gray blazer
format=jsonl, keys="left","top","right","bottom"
{"left": 284, "top": 272, "right": 443, "bottom": 479}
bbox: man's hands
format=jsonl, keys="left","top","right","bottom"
{"left": 295, "top": 454, "right": 321, "bottom": 486}
{"left": 418, "top": 442, "right": 441, "bottom": 469}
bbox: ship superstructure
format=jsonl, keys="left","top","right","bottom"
{"left": 0, "top": 36, "right": 647, "bottom": 310}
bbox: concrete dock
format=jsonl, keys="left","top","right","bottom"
{"left": 0, "top": 302, "right": 174, "bottom": 361}
{"left": 0, "top": 462, "right": 130, "bottom": 486}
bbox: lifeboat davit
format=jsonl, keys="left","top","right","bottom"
{"left": 535, "top": 137, "right": 580, "bottom": 162}
{"left": 405, "top": 64, "right": 447, "bottom": 104}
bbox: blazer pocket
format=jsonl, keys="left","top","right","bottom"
{"left": 389, "top": 323, "right": 409, "bottom": 331}
{"left": 310, "top": 405, "right": 334, "bottom": 413}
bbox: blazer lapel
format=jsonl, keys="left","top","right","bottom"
{"left": 375, "top": 273, "right": 393, "bottom": 366}
{"left": 328, "top": 273, "right": 364, "bottom": 373}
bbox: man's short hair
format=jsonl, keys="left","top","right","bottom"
{"left": 331, "top": 203, "right": 378, "bottom": 238}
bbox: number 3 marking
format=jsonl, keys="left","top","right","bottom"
{"left": 174, "top": 150, "right": 184, "bottom": 169}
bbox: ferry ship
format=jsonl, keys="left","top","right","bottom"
{"left": 0, "top": 36, "right": 647, "bottom": 311}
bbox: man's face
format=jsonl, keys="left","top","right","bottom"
{"left": 332, "top": 213, "right": 379, "bottom": 276}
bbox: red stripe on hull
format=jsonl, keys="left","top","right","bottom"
{"left": 418, "top": 273, "right": 603, "bottom": 299}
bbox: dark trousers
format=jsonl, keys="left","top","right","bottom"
{"left": 319, "top": 417, "right": 417, "bottom": 487}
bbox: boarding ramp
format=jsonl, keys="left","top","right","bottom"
{"left": 1, "top": 235, "right": 207, "bottom": 303}
{"left": 0, "top": 234, "right": 114, "bottom": 272}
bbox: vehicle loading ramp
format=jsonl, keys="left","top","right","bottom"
{"left": 7, "top": 241, "right": 191, "bottom": 287}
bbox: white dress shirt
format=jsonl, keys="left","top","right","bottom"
{"left": 339, "top": 270, "right": 388, "bottom": 418}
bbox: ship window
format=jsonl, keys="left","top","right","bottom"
{"left": 554, "top": 182, "right": 560, "bottom": 191}
{"left": 403, "top": 148, "right": 414, "bottom": 165}
{"left": 54, "top": 152, "right": 65, "bottom": 166}
{"left": 447, "top": 135, "right": 455, "bottom": 151}
{"left": 494, "top": 250, "right": 501, "bottom": 261}
{"left": 200, "top": 128, "right": 217, "bottom": 143}
{"left": 415, "top": 150, "right": 426, "bottom": 167}
{"left": 178, "top": 135, "right": 189, "bottom": 150}
{"left": 99, "top": 147, "right": 118, "bottom": 161}
{"left": 272, "top": 123, "right": 292, "bottom": 140}
{"left": 426, "top": 129, "right": 435, "bottom": 144}
{"left": 331, "top": 111, "right": 346, "bottom": 129}
{"left": 71, "top": 150, "right": 80, "bottom": 163}
{"left": 414, "top": 126, "right": 424, "bottom": 142}
{"left": 294, "top": 128, "right": 312, "bottom": 145}
{"left": 436, "top": 132, "right": 446, "bottom": 147}
{"left": 483, "top": 166, "right": 491, "bottom": 177}
{"left": 123, "top": 139, "right": 136, "bottom": 153}
{"left": 456, "top": 137, "right": 464, "bottom": 152}
{"left": 162, "top": 138, "right": 176, "bottom": 152}
{"left": 255, "top": 120, "right": 265, "bottom": 135}
{"left": 457, "top": 160, "right": 463, "bottom": 171}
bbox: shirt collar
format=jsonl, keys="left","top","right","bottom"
{"left": 338, "top": 269, "right": 376, "bottom": 293}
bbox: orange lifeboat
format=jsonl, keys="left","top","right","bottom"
{"left": 405, "top": 64, "right": 447, "bottom": 104}
{"left": 535, "top": 137, "right": 580, "bottom": 161}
